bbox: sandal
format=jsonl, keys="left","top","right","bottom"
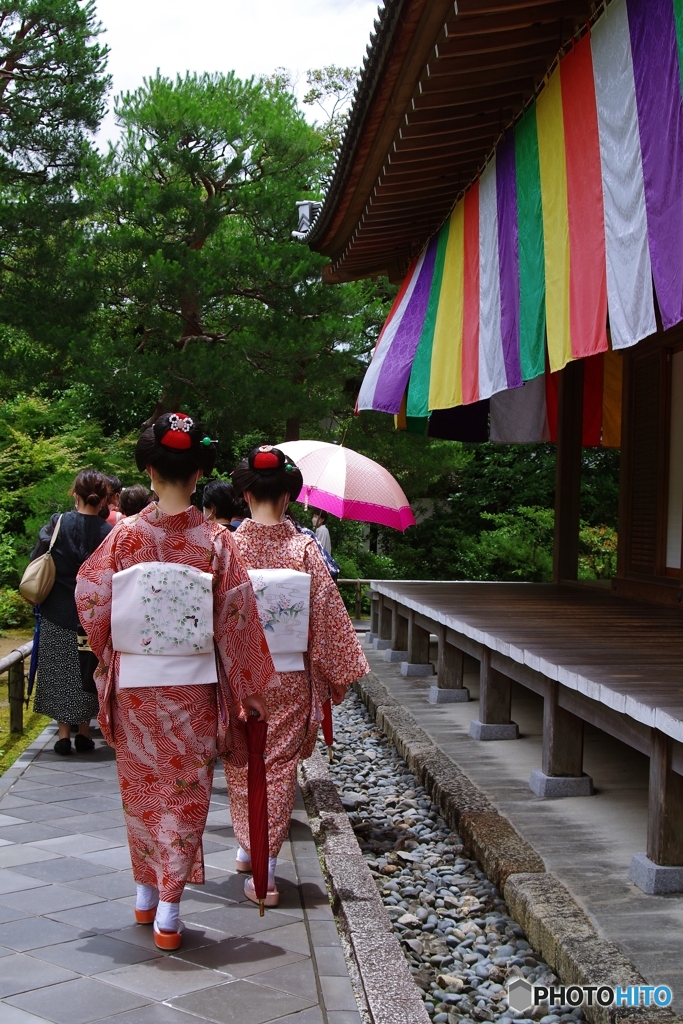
{"left": 235, "top": 857, "right": 252, "bottom": 873}
{"left": 153, "top": 919, "right": 184, "bottom": 950}
{"left": 74, "top": 734, "right": 95, "bottom": 753}
{"left": 135, "top": 907, "right": 157, "bottom": 924}
{"left": 53, "top": 738, "right": 72, "bottom": 756}
{"left": 244, "top": 875, "right": 279, "bottom": 907}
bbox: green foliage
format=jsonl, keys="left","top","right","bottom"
{"left": 0, "top": 394, "right": 141, "bottom": 568}
{"left": 0, "top": 588, "right": 32, "bottom": 630}
{"left": 0, "top": 2, "right": 110, "bottom": 350}
{"left": 579, "top": 524, "right": 617, "bottom": 579}
{"left": 303, "top": 65, "right": 357, "bottom": 153}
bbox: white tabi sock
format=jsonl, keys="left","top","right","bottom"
{"left": 155, "top": 900, "right": 180, "bottom": 933}
{"left": 236, "top": 845, "right": 251, "bottom": 863}
{"left": 268, "top": 856, "right": 277, "bottom": 890}
{"left": 136, "top": 883, "right": 159, "bottom": 911}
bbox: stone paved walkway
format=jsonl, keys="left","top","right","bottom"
{"left": 0, "top": 726, "right": 361, "bottom": 1024}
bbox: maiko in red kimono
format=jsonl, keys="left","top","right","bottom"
{"left": 226, "top": 518, "right": 369, "bottom": 857}
{"left": 75, "top": 504, "right": 275, "bottom": 902}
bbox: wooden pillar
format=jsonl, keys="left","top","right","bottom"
{"left": 378, "top": 596, "right": 392, "bottom": 642}
{"left": 479, "top": 649, "right": 512, "bottom": 724}
{"left": 647, "top": 729, "right": 683, "bottom": 865}
{"left": 407, "top": 610, "right": 430, "bottom": 664}
{"left": 8, "top": 658, "right": 24, "bottom": 735}
{"left": 391, "top": 608, "right": 408, "bottom": 652}
{"left": 469, "top": 649, "right": 517, "bottom": 737}
{"left": 531, "top": 680, "right": 592, "bottom": 796}
{"left": 370, "top": 593, "right": 379, "bottom": 635}
{"left": 437, "top": 625, "right": 464, "bottom": 689}
{"left": 542, "top": 681, "right": 584, "bottom": 777}
{"left": 553, "top": 360, "right": 584, "bottom": 583}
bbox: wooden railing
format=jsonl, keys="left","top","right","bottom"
{"left": 336, "top": 579, "right": 371, "bottom": 620}
{"left": 0, "top": 641, "right": 32, "bottom": 735}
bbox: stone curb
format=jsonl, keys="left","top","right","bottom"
{"left": 299, "top": 747, "right": 430, "bottom": 1024}
{"left": 353, "top": 673, "right": 683, "bottom": 1024}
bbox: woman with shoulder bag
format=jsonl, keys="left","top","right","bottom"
{"left": 30, "top": 470, "right": 112, "bottom": 755}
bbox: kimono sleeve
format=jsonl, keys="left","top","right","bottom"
{"left": 304, "top": 540, "right": 369, "bottom": 697}
{"left": 212, "top": 532, "right": 276, "bottom": 703}
{"left": 75, "top": 527, "right": 118, "bottom": 665}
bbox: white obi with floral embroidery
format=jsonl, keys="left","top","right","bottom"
{"left": 247, "top": 568, "right": 310, "bottom": 672}
{"left": 111, "top": 562, "right": 217, "bottom": 688}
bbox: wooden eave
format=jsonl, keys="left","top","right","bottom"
{"left": 308, "top": 0, "right": 596, "bottom": 283}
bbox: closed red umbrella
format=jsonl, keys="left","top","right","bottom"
{"left": 246, "top": 710, "right": 269, "bottom": 916}
{"left": 321, "top": 699, "right": 334, "bottom": 762}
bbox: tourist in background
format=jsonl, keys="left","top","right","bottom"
{"left": 103, "top": 475, "right": 124, "bottom": 525}
{"left": 31, "top": 470, "right": 112, "bottom": 755}
{"left": 75, "top": 413, "right": 274, "bottom": 951}
{"left": 227, "top": 446, "right": 368, "bottom": 906}
{"left": 202, "top": 479, "right": 239, "bottom": 529}
{"left": 119, "top": 484, "right": 153, "bottom": 517}
{"left": 312, "top": 509, "right": 332, "bottom": 554}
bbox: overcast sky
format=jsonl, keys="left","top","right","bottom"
{"left": 94, "top": 0, "right": 379, "bottom": 143}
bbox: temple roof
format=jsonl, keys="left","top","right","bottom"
{"left": 305, "top": 0, "right": 596, "bottom": 282}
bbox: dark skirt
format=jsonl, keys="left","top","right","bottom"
{"left": 34, "top": 618, "right": 99, "bottom": 724}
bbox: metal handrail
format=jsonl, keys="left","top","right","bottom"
{"left": 0, "top": 641, "right": 32, "bottom": 734}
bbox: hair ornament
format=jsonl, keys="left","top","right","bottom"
{"left": 159, "top": 412, "right": 194, "bottom": 450}
{"left": 201, "top": 437, "right": 218, "bottom": 447}
{"left": 252, "top": 445, "right": 282, "bottom": 470}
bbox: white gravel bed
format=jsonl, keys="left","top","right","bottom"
{"left": 321, "top": 693, "right": 584, "bottom": 1024}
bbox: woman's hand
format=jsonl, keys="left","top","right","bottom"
{"left": 242, "top": 694, "right": 269, "bottom": 722}
{"left": 330, "top": 681, "right": 348, "bottom": 706}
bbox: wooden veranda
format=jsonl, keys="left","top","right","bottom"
{"left": 369, "top": 582, "right": 683, "bottom": 888}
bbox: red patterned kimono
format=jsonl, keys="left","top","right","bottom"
{"left": 75, "top": 504, "right": 274, "bottom": 902}
{"left": 225, "top": 518, "right": 369, "bottom": 857}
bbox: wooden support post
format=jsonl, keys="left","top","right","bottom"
{"left": 553, "top": 360, "right": 584, "bottom": 584}
{"left": 391, "top": 609, "right": 408, "bottom": 651}
{"left": 437, "top": 625, "right": 465, "bottom": 689}
{"left": 401, "top": 610, "right": 433, "bottom": 677}
{"left": 407, "top": 610, "right": 429, "bottom": 664}
{"left": 8, "top": 657, "right": 24, "bottom": 735}
{"left": 542, "top": 681, "right": 584, "bottom": 776}
{"left": 480, "top": 649, "right": 511, "bottom": 724}
{"left": 378, "top": 596, "right": 392, "bottom": 641}
{"left": 373, "top": 595, "right": 393, "bottom": 650}
{"left": 429, "top": 624, "right": 470, "bottom": 703}
{"left": 629, "top": 729, "right": 683, "bottom": 892}
{"left": 370, "top": 593, "right": 379, "bottom": 636}
{"left": 530, "top": 680, "right": 593, "bottom": 796}
{"left": 355, "top": 581, "right": 362, "bottom": 621}
{"left": 647, "top": 729, "right": 683, "bottom": 866}
{"left": 469, "top": 649, "right": 517, "bottom": 738}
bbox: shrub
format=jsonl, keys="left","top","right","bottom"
{"left": 0, "top": 589, "right": 33, "bottom": 632}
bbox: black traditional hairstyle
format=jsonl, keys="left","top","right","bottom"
{"left": 70, "top": 469, "right": 109, "bottom": 507}
{"left": 135, "top": 412, "right": 216, "bottom": 484}
{"left": 119, "top": 484, "right": 153, "bottom": 517}
{"left": 231, "top": 445, "right": 303, "bottom": 504}
{"left": 202, "top": 480, "right": 240, "bottom": 521}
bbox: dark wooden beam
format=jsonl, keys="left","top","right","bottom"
{"left": 647, "top": 729, "right": 683, "bottom": 865}
{"left": 438, "top": 3, "right": 581, "bottom": 45}
{"left": 542, "top": 679, "right": 584, "bottom": 777}
{"left": 553, "top": 360, "right": 584, "bottom": 583}
{"left": 479, "top": 649, "right": 513, "bottom": 724}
